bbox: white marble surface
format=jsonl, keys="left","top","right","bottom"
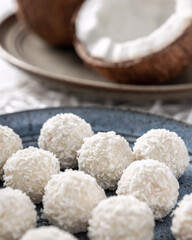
{"left": 1, "top": 0, "right": 192, "bottom": 124}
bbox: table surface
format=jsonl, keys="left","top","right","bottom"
{"left": 1, "top": 0, "right": 192, "bottom": 124}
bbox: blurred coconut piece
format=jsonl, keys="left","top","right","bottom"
{"left": 16, "top": 0, "right": 84, "bottom": 46}
{"left": 74, "top": 0, "right": 192, "bottom": 85}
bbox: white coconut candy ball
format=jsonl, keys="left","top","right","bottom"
{"left": 133, "top": 129, "right": 189, "bottom": 178}
{"left": 3, "top": 147, "right": 60, "bottom": 203}
{"left": 38, "top": 113, "right": 93, "bottom": 169}
{"left": 116, "top": 159, "right": 179, "bottom": 219}
{"left": 21, "top": 226, "right": 78, "bottom": 240}
{"left": 77, "top": 131, "right": 134, "bottom": 190}
{"left": 171, "top": 193, "right": 192, "bottom": 240}
{"left": 88, "top": 195, "right": 154, "bottom": 240}
{"left": 0, "top": 187, "right": 36, "bottom": 240}
{"left": 0, "top": 125, "right": 23, "bottom": 179}
{"left": 43, "top": 170, "right": 106, "bottom": 233}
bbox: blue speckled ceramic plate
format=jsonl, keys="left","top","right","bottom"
{"left": 0, "top": 107, "right": 191, "bottom": 240}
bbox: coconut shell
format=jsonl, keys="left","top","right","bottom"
{"left": 16, "top": 0, "right": 84, "bottom": 46}
{"left": 74, "top": 23, "right": 192, "bottom": 85}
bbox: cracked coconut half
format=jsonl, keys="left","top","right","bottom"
{"left": 74, "top": 0, "right": 192, "bottom": 84}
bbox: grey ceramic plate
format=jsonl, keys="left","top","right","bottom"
{"left": 0, "top": 107, "right": 192, "bottom": 240}
{"left": 2, "top": 14, "right": 192, "bottom": 101}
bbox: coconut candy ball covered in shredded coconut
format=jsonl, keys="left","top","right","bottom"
{"left": 133, "top": 129, "right": 189, "bottom": 178}
{"left": 88, "top": 195, "right": 154, "bottom": 240}
{"left": 38, "top": 113, "right": 93, "bottom": 169}
{"left": 21, "top": 226, "right": 78, "bottom": 240}
{"left": 43, "top": 170, "right": 106, "bottom": 233}
{"left": 116, "top": 159, "right": 179, "bottom": 219}
{"left": 3, "top": 147, "right": 60, "bottom": 203}
{"left": 0, "top": 125, "right": 23, "bottom": 179}
{"left": 171, "top": 193, "right": 192, "bottom": 240}
{"left": 0, "top": 187, "right": 36, "bottom": 240}
{"left": 77, "top": 131, "right": 134, "bottom": 190}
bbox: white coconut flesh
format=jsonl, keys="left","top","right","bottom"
{"left": 76, "top": 0, "right": 192, "bottom": 63}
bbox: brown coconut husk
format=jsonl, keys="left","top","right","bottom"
{"left": 16, "top": 0, "right": 84, "bottom": 46}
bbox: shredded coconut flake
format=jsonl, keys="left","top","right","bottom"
{"left": 0, "top": 125, "right": 23, "bottom": 179}
{"left": 43, "top": 170, "right": 106, "bottom": 233}
{"left": 133, "top": 129, "right": 189, "bottom": 178}
{"left": 78, "top": 131, "right": 134, "bottom": 190}
{"left": 171, "top": 193, "right": 192, "bottom": 240}
{"left": 38, "top": 113, "right": 93, "bottom": 169}
{"left": 3, "top": 147, "right": 60, "bottom": 203}
{"left": 21, "top": 226, "right": 78, "bottom": 240}
{"left": 88, "top": 195, "right": 154, "bottom": 240}
{"left": 116, "top": 159, "right": 179, "bottom": 219}
{"left": 0, "top": 187, "right": 36, "bottom": 240}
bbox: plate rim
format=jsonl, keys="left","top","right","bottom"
{"left": 0, "top": 106, "right": 191, "bottom": 129}
{"left": 1, "top": 14, "right": 192, "bottom": 94}
{"left": 0, "top": 106, "right": 191, "bottom": 240}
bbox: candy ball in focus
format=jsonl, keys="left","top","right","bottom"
{"left": 0, "top": 125, "right": 23, "bottom": 179}
{"left": 38, "top": 113, "right": 93, "bottom": 169}
{"left": 116, "top": 159, "right": 179, "bottom": 219}
{"left": 78, "top": 131, "right": 134, "bottom": 190}
{"left": 43, "top": 170, "right": 106, "bottom": 233}
{"left": 88, "top": 195, "right": 154, "bottom": 240}
{"left": 133, "top": 129, "right": 189, "bottom": 178}
{"left": 0, "top": 187, "right": 36, "bottom": 240}
{"left": 21, "top": 226, "right": 78, "bottom": 240}
{"left": 171, "top": 193, "right": 192, "bottom": 240}
{"left": 3, "top": 147, "right": 60, "bottom": 203}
